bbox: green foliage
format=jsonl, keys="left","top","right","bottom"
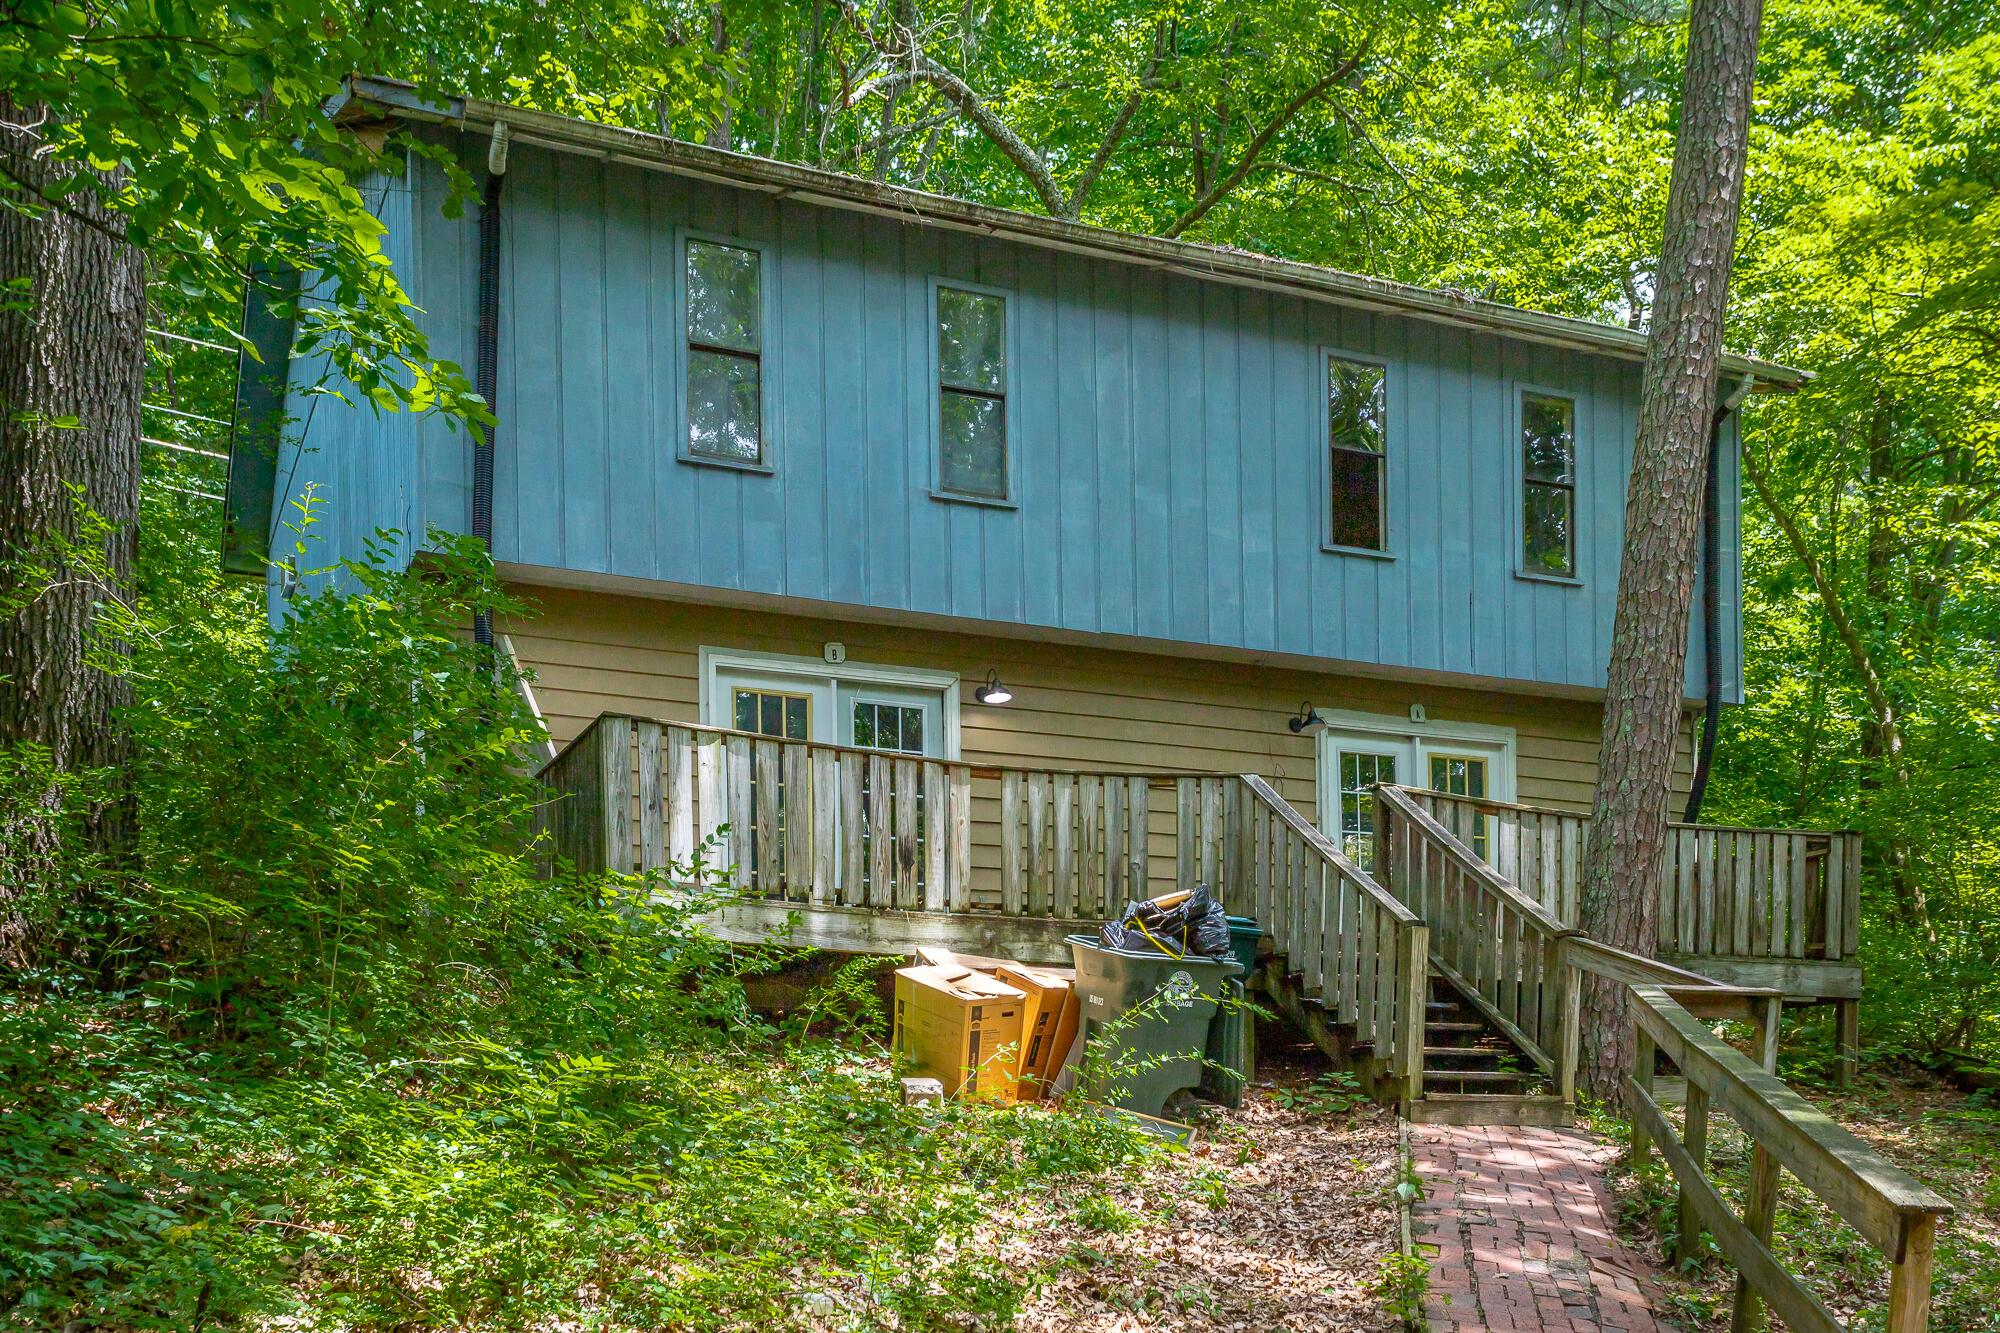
{"left": 0, "top": 519, "right": 1155, "bottom": 1329}
{"left": 1372, "top": 1247, "right": 1429, "bottom": 1326}
{"left": 1269, "top": 1070, "right": 1368, "bottom": 1117}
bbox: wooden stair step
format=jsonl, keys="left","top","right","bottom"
{"left": 1409, "top": 1093, "right": 1572, "bottom": 1127}
{"left": 1426, "top": 1068, "right": 1533, "bottom": 1084}
{"left": 1422, "top": 1046, "right": 1506, "bottom": 1067}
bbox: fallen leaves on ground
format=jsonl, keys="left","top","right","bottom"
{"left": 997, "top": 1093, "right": 1403, "bottom": 1333}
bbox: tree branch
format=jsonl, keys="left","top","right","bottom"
{"left": 1066, "top": 22, "right": 1171, "bottom": 217}
{"left": 1161, "top": 45, "right": 1367, "bottom": 239}
{"left": 837, "top": 0, "right": 1067, "bottom": 216}
{"left": 1742, "top": 443, "right": 1905, "bottom": 772}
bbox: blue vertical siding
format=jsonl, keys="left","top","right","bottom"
{"left": 281, "top": 139, "right": 1741, "bottom": 699}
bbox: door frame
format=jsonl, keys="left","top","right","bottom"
{"left": 1314, "top": 708, "right": 1517, "bottom": 842}
{"left": 699, "top": 645, "right": 963, "bottom": 758}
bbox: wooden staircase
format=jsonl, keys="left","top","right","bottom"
{"left": 1411, "top": 974, "right": 1570, "bottom": 1126}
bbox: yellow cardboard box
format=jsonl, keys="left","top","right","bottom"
{"left": 891, "top": 965, "right": 1028, "bottom": 1102}
{"left": 994, "top": 965, "right": 1074, "bottom": 1101}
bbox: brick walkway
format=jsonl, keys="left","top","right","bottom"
{"left": 1410, "top": 1124, "right": 1673, "bottom": 1333}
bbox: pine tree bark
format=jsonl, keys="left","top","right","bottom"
{"left": 0, "top": 96, "right": 145, "bottom": 882}
{"left": 1576, "top": 0, "right": 1764, "bottom": 1105}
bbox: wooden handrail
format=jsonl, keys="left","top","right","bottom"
{"left": 1388, "top": 785, "right": 1859, "bottom": 838}
{"left": 538, "top": 711, "right": 1226, "bottom": 783}
{"left": 1627, "top": 984, "right": 1951, "bottom": 1333}
{"left": 1569, "top": 937, "right": 1738, "bottom": 990}
{"left": 1631, "top": 985, "right": 1951, "bottom": 1246}
{"left": 1375, "top": 784, "right": 1573, "bottom": 937}
{"left": 1392, "top": 784, "right": 1856, "bottom": 836}
{"left": 1242, "top": 773, "right": 1418, "bottom": 925}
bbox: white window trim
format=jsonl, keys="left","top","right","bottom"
{"left": 698, "top": 646, "right": 962, "bottom": 758}
{"left": 1314, "top": 708, "right": 1517, "bottom": 837}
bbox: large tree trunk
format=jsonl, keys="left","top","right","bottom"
{"left": 1576, "top": 0, "right": 1763, "bottom": 1105}
{"left": 0, "top": 96, "right": 146, "bottom": 913}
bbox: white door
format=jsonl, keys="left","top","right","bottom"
{"left": 1316, "top": 711, "right": 1517, "bottom": 872}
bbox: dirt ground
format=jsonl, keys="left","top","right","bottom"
{"left": 998, "top": 1022, "right": 1407, "bottom": 1332}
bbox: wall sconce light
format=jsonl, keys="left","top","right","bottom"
{"left": 975, "top": 670, "right": 1013, "bottom": 705}
{"left": 1288, "top": 700, "right": 1326, "bottom": 734}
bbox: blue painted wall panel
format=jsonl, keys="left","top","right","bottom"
{"left": 281, "top": 140, "right": 1743, "bottom": 699}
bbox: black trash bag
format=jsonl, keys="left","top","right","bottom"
{"left": 1099, "top": 884, "right": 1233, "bottom": 961}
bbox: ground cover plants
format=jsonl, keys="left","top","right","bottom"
{"left": 0, "top": 510, "right": 1406, "bottom": 1330}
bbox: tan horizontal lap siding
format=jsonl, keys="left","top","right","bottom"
{"left": 506, "top": 587, "right": 1694, "bottom": 898}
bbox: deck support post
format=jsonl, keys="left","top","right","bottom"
{"left": 1834, "top": 997, "right": 1860, "bottom": 1089}
{"left": 1753, "top": 994, "right": 1782, "bottom": 1075}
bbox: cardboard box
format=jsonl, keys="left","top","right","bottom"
{"left": 994, "top": 964, "right": 1074, "bottom": 1100}
{"left": 891, "top": 965, "right": 1028, "bottom": 1103}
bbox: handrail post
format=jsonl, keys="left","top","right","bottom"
{"left": 1887, "top": 1214, "right": 1937, "bottom": 1333}
{"left": 1553, "top": 937, "right": 1580, "bottom": 1106}
{"left": 1730, "top": 1137, "right": 1781, "bottom": 1333}
{"left": 1631, "top": 1021, "right": 1656, "bottom": 1170}
{"left": 601, "top": 714, "right": 634, "bottom": 875}
{"left": 1397, "top": 922, "right": 1429, "bottom": 1116}
{"left": 1674, "top": 1078, "right": 1711, "bottom": 1268}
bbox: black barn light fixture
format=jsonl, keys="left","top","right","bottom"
{"left": 1288, "top": 700, "right": 1327, "bottom": 734}
{"left": 974, "top": 671, "right": 1013, "bottom": 705}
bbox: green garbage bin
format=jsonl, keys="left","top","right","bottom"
{"left": 1067, "top": 934, "right": 1241, "bottom": 1120}
{"left": 1224, "top": 916, "right": 1263, "bottom": 977}
{"left": 1200, "top": 978, "right": 1251, "bottom": 1108}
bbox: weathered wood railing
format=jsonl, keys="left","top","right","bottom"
{"left": 1375, "top": 783, "right": 1579, "bottom": 1101}
{"left": 537, "top": 713, "right": 1235, "bottom": 918}
{"left": 1410, "top": 788, "right": 1862, "bottom": 965}
{"left": 1229, "top": 775, "right": 1428, "bottom": 1112}
{"left": 1388, "top": 781, "right": 1951, "bottom": 1331}
{"left": 1625, "top": 984, "right": 1952, "bottom": 1333}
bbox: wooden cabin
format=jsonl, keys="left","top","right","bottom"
{"left": 225, "top": 77, "right": 1861, "bottom": 1097}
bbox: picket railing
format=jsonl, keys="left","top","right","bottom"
{"left": 1375, "top": 783, "right": 1577, "bottom": 1098}
{"left": 1229, "top": 775, "right": 1428, "bottom": 1111}
{"left": 537, "top": 713, "right": 1237, "bottom": 916}
{"left": 1410, "top": 789, "right": 1862, "bottom": 963}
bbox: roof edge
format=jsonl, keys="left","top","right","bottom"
{"left": 338, "top": 76, "right": 1811, "bottom": 391}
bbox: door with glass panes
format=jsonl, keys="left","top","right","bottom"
{"left": 1318, "top": 727, "right": 1505, "bottom": 873}
{"left": 710, "top": 661, "right": 948, "bottom": 897}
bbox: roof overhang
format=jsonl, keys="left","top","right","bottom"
{"left": 331, "top": 76, "right": 1811, "bottom": 392}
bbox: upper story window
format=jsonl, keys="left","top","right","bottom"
{"left": 686, "top": 239, "right": 763, "bottom": 464}
{"left": 1521, "top": 391, "right": 1576, "bottom": 576}
{"left": 1327, "top": 356, "right": 1387, "bottom": 551}
{"left": 936, "top": 286, "right": 1007, "bottom": 500}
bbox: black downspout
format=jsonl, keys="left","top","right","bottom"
{"left": 1683, "top": 383, "right": 1746, "bottom": 824}
{"left": 472, "top": 123, "right": 509, "bottom": 650}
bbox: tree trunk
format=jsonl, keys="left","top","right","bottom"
{"left": 0, "top": 95, "right": 145, "bottom": 891}
{"left": 1576, "top": 0, "right": 1763, "bottom": 1106}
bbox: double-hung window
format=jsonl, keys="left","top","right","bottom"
{"left": 1327, "top": 355, "right": 1387, "bottom": 551}
{"left": 1521, "top": 391, "right": 1576, "bottom": 576}
{"left": 936, "top": 286, "right": 1008, "bottom": 500}
{"left": 686, "top": 239, "right": 763, "bottom": 464}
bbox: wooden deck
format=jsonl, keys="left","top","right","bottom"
{"left": 533, "top": 709, "right": 1948, "bottom": 1331}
